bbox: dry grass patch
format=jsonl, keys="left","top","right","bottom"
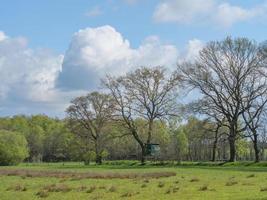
{"left": 165, "top": 186, "right": 179, "bottom": 194}
{"left": 43, "top": 184, "right": 72, "bottom": 193}
{"left": 0, "top": 169, "right": 176, "bottom": 180}
{"left": 158, "top": 181, "right": 165, "bottom": 188}
{"left": 121, "top": 191, "right": 136, "bottom": 198}
{"left": 225, "top": 181, "right": 238, "bottom": 186}
{"left": 246, "top": 174, "right": 255, "bottom": 178}
{"left": 108, "top": 185, "right": 117, "bottom": 192}
{"left": 86, "top": 186, "right": 96, "bottom": 193}
{"left": 36, "top": 190, "right": 49, "bottom": 198}
{"left": 7, "top": 184, "right": 27, "bottom": 192}
{"left": 141, "top": 183, "right": 147, "bottom": 188}
{"left": 199, "top": 184, "right": 208, "bottom": 191}
{"left": 76, "top": 185, "right": 87, "bottom": 192}
{"left": 190, "top": 177, "right": 200, "bottom": 182}
{"left": 260, "top": 187, "right": 267, "bottom": 192}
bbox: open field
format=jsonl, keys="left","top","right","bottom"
{"left": 1, "top": 162, "right": 267, "bottom": 200}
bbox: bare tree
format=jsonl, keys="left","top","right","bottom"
{"left": 242, "top": 100, "right": 267, "bottom": 162}
{"left": 189, "top": 100, "right": 229, "bottom": 162}
{"left": 177, "top": 37, "right": 267, "bottom": 162}
{"left": 103, "top": 66, "right": 180, "bottom": 164}
{"left": 66, "top": 91, "right": 115, "bottom": 164}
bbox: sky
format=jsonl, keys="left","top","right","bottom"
{"left": 1, "top": 0, "right": 267, "bottom": 118}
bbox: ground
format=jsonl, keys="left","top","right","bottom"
{"left": 1, "top": 161, "right": 267, "bottom": 200}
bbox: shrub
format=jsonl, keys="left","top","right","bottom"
{"left": 83, "top": 151, "right": 96, "bottom": 165}
{"left": 0, "top": 130, "right": 28, "bottom": 166}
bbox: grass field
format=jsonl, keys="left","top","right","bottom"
{"left": 1, "top": 162, "right": 267, "bottom": 200}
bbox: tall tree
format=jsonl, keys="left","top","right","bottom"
{"left": 66, "top": 91, "right": 115, "bottom": 164}
{"left": 104, "top": 66, "right": 180, "bottom": 164}
{"left": 178, "top": 37, "right": 267, "bottom": 162}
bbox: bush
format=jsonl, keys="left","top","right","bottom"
{"left": 0, "top": 130, "right": 29, "bottom": 165}
{"left": 83, "top": 151, "right": 96, "bottom": 165}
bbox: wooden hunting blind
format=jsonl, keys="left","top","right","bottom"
{"left": 145, "top": 143, "right": 160, "bottom": 156}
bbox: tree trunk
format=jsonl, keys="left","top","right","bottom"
{"left": 253, "top": 131, "right": 260, "bottom": 163}
{"left": 212, "top": 125, "right": 220, "bottom": 162}
{"left": 212, "top": 140, "right": 217, "bottom": 162}
{"left": 140, "top": 145, "right": 146, "bottom": 165}
{"left": 147, "top": 119, "right": 153, "bottom": 144}
{"left": 229, "top": 136, "right": 236, "bottom": 162}
{"left": 95, "top": 139, "right": 102, "bottom": 165}
{"left": 96, "top": 154, "right": 102, "bottom": 165}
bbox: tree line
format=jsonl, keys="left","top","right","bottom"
{"left": 1, "top": 37, "right": 267, "bottom": 165}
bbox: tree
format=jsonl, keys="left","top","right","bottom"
{"left": 104, "top": 66, "right": 180, "bottom": 164}
{"left": 175, "top": 128, "right": 188, "bottom": 162}
{"left": 178, "top": 37, "right": 267, "bottom": 162}
{"left": 66, "top": 91, "right": 115, "bottom": 164}
{"left": 0, "top": 130, "right": 29, "bottom": 165}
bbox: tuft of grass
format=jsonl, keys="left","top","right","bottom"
{"left": 172, "top": 186, "right": 180, "bottom": 193}
{"left": 158, "top": 181, "right": 165, "bottom": 188}
{"left": 98, "top": 185, "right": 106, "bottom": 190}
{"left": 76, "top": 185, "right": 87, "bottom": 192}
{"left": 165, "top": 186, "right": 180, "bottom": 194}
{"left": 190, "top": 177, "right": 200, "bottom": 182}
{"left": 199, "top": 184, "right": 208, "bottom": 191}
{"left": 43, "top": 184, "right": 71, "bottom": 193}
{"left": 86, "top": 186, "right": 96, "bottom": 193}
{"left": 108, "top": 185, "right": 116, "bottom": 192}
{"left": 7, "top": 184, "right": 27, "bottom": 192}
{"left": 36, "top": 190, "right": 49, "bottom": 198}
{"left": 246, "top": 174, "right": 255, "bottom": 178}
{"left": 121, "top": 191, "right": 135, "bottom": 197}
{"left": 141, "top": 183, "right": 147, "bottom": 188}
{"left": 143, "top": 179, "right": 149, "bottom": 183}
{"left": 260, "top": 187, "right": 267, "bottom": 192}
{"left": 225, "top": 181, "right": 238, "bottom": 186}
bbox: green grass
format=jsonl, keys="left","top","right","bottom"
{"left": 1, "top": 162, "right": 267, "bottom": 199}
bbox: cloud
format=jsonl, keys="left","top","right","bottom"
{"left": 153, "top": 0, "right": 267, "bottom": 28}
{"left": 0, "top": 31, "right": 71, "bottom": 116}
{"left": 85, "top": 6, "right": 103, "bottom": 17}
{"left": 184, "top": 39, "right": 204, "bottom": 61}
{"left": 57, "top": 25, "right": 179, "bottom": 90}
{"left": 0, "top": 26, "right": 205, "bottom": 117}
{"left": 0, "top": 31, "right": 7, "bottom": 41}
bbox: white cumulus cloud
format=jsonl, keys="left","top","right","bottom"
{"left": 58, "top": 25, "right": 179, "bottom": 90}
{"left": 153, "top": 0, "right": 267, "bottom": 28}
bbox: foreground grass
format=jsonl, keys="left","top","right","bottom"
{"left": 1, "top": 162, "right": 267, "bottom": 200}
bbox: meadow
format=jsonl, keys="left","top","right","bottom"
{"left": 1, "top": 162, "right": 267, "bottom": 200}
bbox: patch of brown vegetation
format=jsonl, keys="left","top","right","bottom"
{"left": 43, "top": 184, "right": 72, "bottom": 193}
{"left": 190, "top": 177, "right": 200, "bottom": 182}
{"left": 141, "top": 183, "right": 147, "bottom": 188}
{"left": 121, "top": 191, "right": 135, "bottom": 198}
{"left": 36, "top": 190, "right": 49, "bottom": 198}
{"left": 158, "top": 181, "right": 165, "bottom": 188}
{"left": 7, "top": 184, "right": 27, "bottom": 192}
{"left": 0, "top": 169, "right": 176, "bottom": 180}
{"left": 199, "top": 184, "right": 208, "bottom": 191}
{"left": 108, "top": 185, "right": 117, "bottom": 192}
{"left": 86, "top": 186, "right": 96, "bottom": 193}
{"left": 246, "top": 174, "right": 255, "bottom": 178}
{"left": 225, "top": 181, "right": 238, "bottom": 186}
{"left": 260, "top": 187, "right": 267, "bottom": 192}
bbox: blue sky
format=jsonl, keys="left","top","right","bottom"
{"left": 1, "top": 0, "right": 267, "bottom": 117}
